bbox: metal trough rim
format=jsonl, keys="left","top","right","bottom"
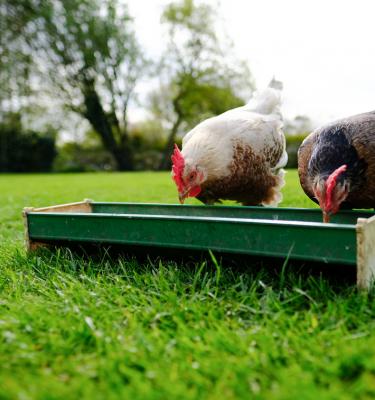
{"left": 94, "top": 201, "right": 366, "bottom": 211}
{"left": 25, "top": 199, "right": 373, "bottom": 216}
{"left": 26, "top": 211, "right": 355, "bottom": 229}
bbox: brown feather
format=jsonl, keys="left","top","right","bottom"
{"left": 197, "top": 143, "right": 284, "bottom": 206}
{"left": 297, "top": 133, "right": 318, "bottom": 203}
{"left": 298, "top": 111, "right": 375, "bottom": 208}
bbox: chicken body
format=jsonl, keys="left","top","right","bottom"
{"left": 298, "top": 111, "right": 375, "bottom": 219}
{"left": 172, "top": 81, "right": 288, "bottom": 206}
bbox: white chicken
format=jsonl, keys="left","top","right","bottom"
{"left": 171, "top": 80, "right": 288, "bottom": 206}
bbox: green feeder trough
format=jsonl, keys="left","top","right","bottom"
{"left": 23, "top": 199, "right": 375, "bottom": 290}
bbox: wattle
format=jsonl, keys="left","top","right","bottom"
{"left": 189, "top": 186, "right": 201, "bottom": 198}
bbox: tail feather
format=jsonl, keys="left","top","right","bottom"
{"left": 245, "top": 78, "right": 283, "bottom": 115}
{"left": 261, "top": 168, "right": 286, "bottom": 207}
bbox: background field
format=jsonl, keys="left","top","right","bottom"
{"left": 1, "top": 171, "right": 375, "bottom": 400}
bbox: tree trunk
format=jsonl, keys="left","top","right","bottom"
{"left": 112, "top": 143, "right": 133, "bottom": 171}
{"left": 82, "top": 80, "right": 133, "bottom": 171}
{"left": 158, "top": 115, "right": 183, "bottom": 170}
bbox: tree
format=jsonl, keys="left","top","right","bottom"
{"left": 155, "top": 0, "right": 254, "bottom": 170}
{"left": 1, "top": 0, "right": 146, "bottom": 170}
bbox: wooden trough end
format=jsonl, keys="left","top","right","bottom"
{"left": 356, "top": 215, "right": 375, "bottom": 290}
{"left": 23, "top": 199, "right": 93, "bottom": 251}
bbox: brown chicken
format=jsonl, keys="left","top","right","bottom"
{"left": 298, "top": 111, "right": 375, "bottom": 222}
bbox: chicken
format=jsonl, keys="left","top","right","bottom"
{"left": 298, "top": 111, "right": 375, "bottom": 222}
{"left": 171, "top": 80, "right": 288, "bottom": 206}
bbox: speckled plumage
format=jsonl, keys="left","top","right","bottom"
{"left": 180, "top": 81, "right": 288, "bottom": 206}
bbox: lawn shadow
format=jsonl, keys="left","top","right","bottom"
{"left": 27, "top": 241, "right": 358, "bottom": 296}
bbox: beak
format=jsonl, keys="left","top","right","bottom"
{"left": 179, "top": 190, "right": 188, "bottom": 204}
{"left": 323, "top": 211, "right": 331, "bottom": 223}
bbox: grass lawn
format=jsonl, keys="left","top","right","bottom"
{"left": 1, "top": 170, "right": 375, "bottom": 399}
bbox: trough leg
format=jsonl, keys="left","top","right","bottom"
{"left": 356, "top": 216, "right": 375, "bottom": 291}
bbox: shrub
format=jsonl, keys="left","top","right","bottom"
{"left": 0, "top": 122, "right": 57, "bottom": 172}
{"left": 285, "top": 134, "right": 308, "bottom": 168}
{"left": 53, "top": 142, "right": 116, "bottom": 172}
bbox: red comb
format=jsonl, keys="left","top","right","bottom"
{"left": 171, "top": 144, "right": 185, "bottom": 192}
{"left": 325, "top": 165, "right": 347, "bottom": 210}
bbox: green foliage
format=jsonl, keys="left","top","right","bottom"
{"left": 163, "top": 0, "right": 210, "bottom": 29}
{"left": 172, "top": 73, "right": 245, "bottom": 127}
{"left": 156, "top": 0, "right": 253, "bottom": 169}
{"left": 54, "top": 142, "right": 116, "bottom": 172}
{"left": 160, "top": 0, "right": 253, "bottom": 105}
{"left": 2, "top": 0, "right": 143, "bottom": 102}
{"left": 129, "top": 120, "right": 167, "bottom": 171}
{"left": 285, "top": 134, "right": 308, "bottom": 168}
{"left": 54, "top": 121, "right": 175, "bottom": 172}
{"left": 0, "top": 171, "right": 373, "bottom": 399}
{"left": 0, "top": 114, "right": 57, "bottom": 172}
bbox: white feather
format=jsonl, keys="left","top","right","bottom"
{"left": 242, "top": 79, "right": 283, "bottom": 115}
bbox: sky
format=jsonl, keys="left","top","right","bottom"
{"left": 128, "top": 0, "right": 375, "bottom": 128}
